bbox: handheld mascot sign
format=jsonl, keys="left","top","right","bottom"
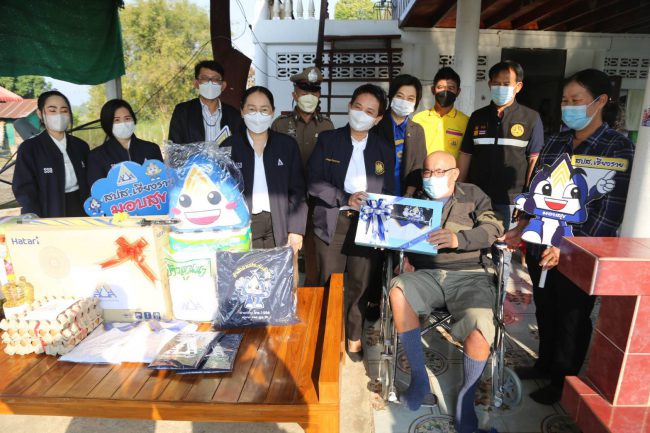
{"left": 84, "top": 160, "right": 170, "bottom": 216}
{"left": 515, "top": 152, "right": 623, "bottom": 285}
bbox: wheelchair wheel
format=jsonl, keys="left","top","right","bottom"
{"left": 497, "top": 366, "right": 523, "bottom": 408}
{"left": 379, "top": 356, "right": 398, "bottom": 402}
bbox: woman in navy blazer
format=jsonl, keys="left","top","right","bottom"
{"left": 87, "top": 99, "right": 163, "bottom": 187}
{"left": 13, "top": 90, "right": 89, "bottom": 217}
{"left": 221, "top": 86, "right": 307, "bottom": 252}
{"left": 308, "top": 84, "right": 395, "bottom": 361}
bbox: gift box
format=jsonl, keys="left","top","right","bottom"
{"left": 5, "top": 217, "right": 173, "bottom": 322}
{"left": 354, "top": 193, "right": 444, "bottom": 255}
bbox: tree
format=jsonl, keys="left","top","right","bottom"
{"left": 82, "top": 0, "right": 211, "bottom": 125}
{"left": 335, "top": 0, "right": 376, "bottom": 20}
{"left": 0, "top": 76, "right": 51, "bottom": 98}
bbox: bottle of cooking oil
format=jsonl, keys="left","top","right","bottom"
{"left": 1, "top": 276, "right": 34, "bottom": 317}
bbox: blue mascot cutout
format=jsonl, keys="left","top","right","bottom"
{"left": 515, "top": 153, "right": 615, "bottom": 247}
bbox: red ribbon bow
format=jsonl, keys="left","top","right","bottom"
{"left": 99, "top": 236, "right": 157, "bottom": 283}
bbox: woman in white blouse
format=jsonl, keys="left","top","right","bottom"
{"left": 221, "top": 86, "right": 308, "bottom": 253}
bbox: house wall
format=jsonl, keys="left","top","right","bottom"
{"left": 253, "top": 19, "right": 650, "bottom": 127}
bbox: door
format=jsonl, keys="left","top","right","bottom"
{"left": 501, "top": 48, "right": 567, "bottom": 136}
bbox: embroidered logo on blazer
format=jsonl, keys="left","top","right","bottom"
{"left": 375, "top": 161, "right": 385, "bottom": 175}
{"left": 43, "top": 168, "right": 53, "bottom": 174}
{"left": 277, "top": 159, "right": 283, "bottom": 166}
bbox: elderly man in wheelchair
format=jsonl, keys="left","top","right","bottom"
{"left": 388, "top": 151, "right": 504, "bottom": 433}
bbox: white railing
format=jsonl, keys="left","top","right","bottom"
{"left": 392, "top": 0, "right": 414, "bottom": 23}
{"left": 269, "top": 0, "right": 318, "bottom": 20}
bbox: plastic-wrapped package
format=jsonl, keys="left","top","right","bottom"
{"left": 0, "top": 297, "right": 103, "bottom": 356}
{"left": 169, "top": 226, "right": 251, "bottom": 253}
{"left": 165, "top": 250, "right": 218, "bottom": 322}
{"left": 213, "top": 247, "right": 298, "bottom": 329}
{"left": 164, "top": 141, "right": 250, "bottom": 233}
{"left": 148, "top": 331, "right": 219, "bottom": 370}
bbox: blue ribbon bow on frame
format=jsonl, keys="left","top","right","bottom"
{"left": 360, "top": 198, "right": 393, "bottom": 242}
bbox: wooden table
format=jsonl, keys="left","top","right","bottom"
{"left": 0, "top": 275, "right": 344, "bottom": 433}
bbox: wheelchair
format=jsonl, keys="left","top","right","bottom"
{"left": 376, "top": 242, "right": 523, "bottom": 409}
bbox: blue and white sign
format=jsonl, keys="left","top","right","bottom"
{"left": 84, "top": 160, "right": 170, "bottom": 216}
{"left": 355, "top": 193, "right": 444, "bottom": 255}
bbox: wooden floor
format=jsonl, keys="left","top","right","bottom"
{"left": 0, "top": 275, "right": 344, "bottom": 433}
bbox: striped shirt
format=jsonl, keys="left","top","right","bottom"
{"left": 200, "top": 99, "right": 222, "bottom": 142}
{"left": 536, "top": 123, "right": 635, "bottom": 237}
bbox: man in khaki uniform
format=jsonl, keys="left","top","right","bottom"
{"left": 272, "top": 67, "right": 334, "bottom": 169}
{"left": 272, "top": 66, "right": 334, "bottom": 286}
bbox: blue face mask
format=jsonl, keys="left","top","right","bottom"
{"left": 490, "top": 85, "right": 515, "bottom": 106}
{"left": 561, "top": 97, "right": 601, "bottom": 131}
{"left": 423, "top": 175, "right": 449, "bottom": 199}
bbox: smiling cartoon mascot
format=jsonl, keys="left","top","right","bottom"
{"left": 169, "top": 154, "right": 250, "bottom": 232}
{"left": 515, "top": 153, "right": 615, "bottom": 247}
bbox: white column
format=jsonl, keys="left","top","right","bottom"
{"left": 254, "top": 42, "right": 269, "bottom": 87}
{"left": 308, "top": 0, "right": 315, "bottom": 19}
{"left": 283, "top": 0, "right": 293, "bottom": 19}
{"left": 105, "top": 77, "right": 122, "bottom": 101}
{"left": 453, "top": 0, "right": 481, "bottom": 114}
{"left": 620, "top": 67, "right": 650, "bottom": 237}
{"left": 296, "top": 0, "right": 303, "bottom": 19}
{"left": 272, "top": 0, "right": 281, "bottom": 19}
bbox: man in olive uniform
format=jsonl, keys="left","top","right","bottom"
{"left": 272, "top": 66, "right": 334, "bottom": 286}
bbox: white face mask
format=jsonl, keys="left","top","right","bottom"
{"left": 112, "top": 121, "right": 136, "bottom": 140}
{"left": 391, "top": 98, "right": 415, "bottom": 118}
{"left": 348, "top": 109, "right": 376, "bottom": 132}
{"left": 44, "top": 113, "right": 70, "bottom": 133}
{"left": 297, "top": 94, "right": 319, "bottom": 113}
{"left": 199, "top": 82, "right": 222, "bottom": 100}
{"left": 244, "top": 112, "right": 273, "bottom": 134}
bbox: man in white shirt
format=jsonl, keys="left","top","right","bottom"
{"left": 168, "top": 60, "right": 242, "bottom": 144}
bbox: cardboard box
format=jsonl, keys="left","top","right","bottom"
{"left": 6, "top": 217, "right": 173, "bottom": 322}
{"left": 355, "top": 193, "right": 444, "bottom": 255}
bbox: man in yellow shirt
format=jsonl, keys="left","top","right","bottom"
{"left": 413, "top": 67, "right": 469, "bottom": 159}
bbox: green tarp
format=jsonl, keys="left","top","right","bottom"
{"left": 0, "top": 0, "right": 125, "bottom": 85}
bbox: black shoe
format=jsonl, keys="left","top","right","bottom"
{"left": 530, "top": 384, "right": 562, "bottom": 405}
{"left": 298, "top": 252, "right": 305, "bottom": 273}
{"left": 397, "top": 392, "right": 438, "bottom": 408}
{"left": 365, "top": 302, "right": 381, "bottom": 323}
{"left": 514, "top": 365, "right": 550, "bottom": 380}
{"left": 346, "top": 346, "right": 364, "bottom": 362}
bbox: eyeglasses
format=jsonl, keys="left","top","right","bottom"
{"left": 198, "top": 77, "right": 223, "bottom": 85}
{"left": 422, "top": 168, "right": 456, "bottom": 178}
{"left": 244, "top": 107, "right": 273, "bottom": 115}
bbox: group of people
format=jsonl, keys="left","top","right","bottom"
{"left": 12, "top": 57, "right": 635, "bottom": 433}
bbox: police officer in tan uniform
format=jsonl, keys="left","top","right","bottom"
{"left": 272, "top": 67, "right": 334, "bottom": 169}
{"left": 272, "top": 66, "right": 334, "bottom": 286}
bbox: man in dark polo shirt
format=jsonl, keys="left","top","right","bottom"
{"left": 458, "top": 60, "right": 544, "bottom": 230}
